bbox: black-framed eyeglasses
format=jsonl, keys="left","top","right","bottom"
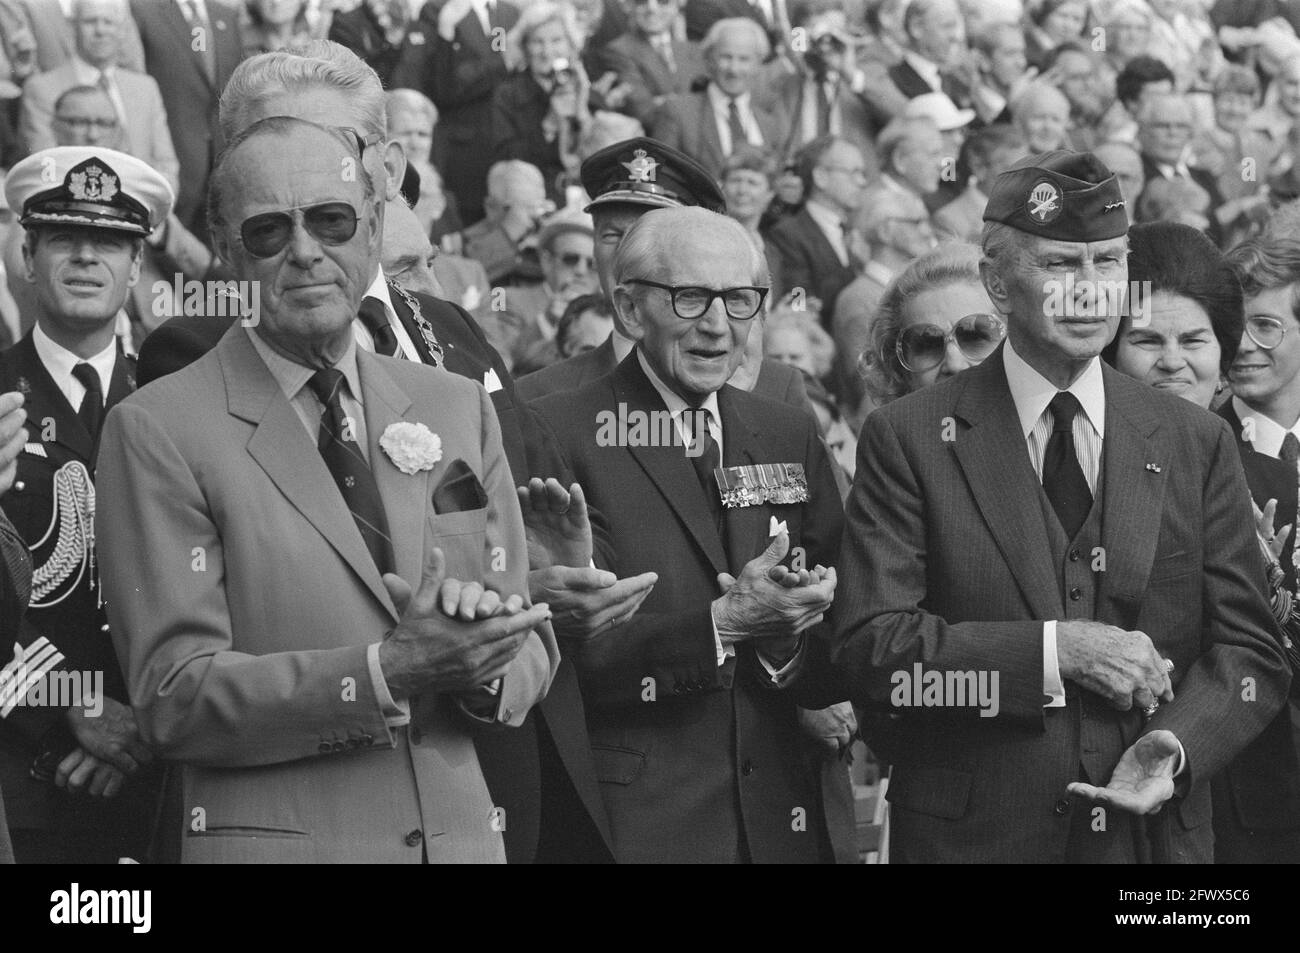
{"left": 624, "top": 278, "right": 768, "bottom": 320}
{"left": 55, "top": 115, "right": 118, "bottom": 130}
{"left": 238, "top": 202, "right": 361, "bottom": 259}
{"left": 895, "top": 312, "right": 1005, "bottom": 372}
{"left": 1245, "top": 315, "right": 1287, "bottom": 350}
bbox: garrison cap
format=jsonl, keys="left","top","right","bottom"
{"left": 983, "top": 149, "right": 1128, "bottom": 242}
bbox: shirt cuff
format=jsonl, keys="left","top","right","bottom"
{"left": 367, "top": 641, "right": 411, "bottom": 728}
{"left": 1043, "top": 621, "right": 1066, "bottom": 708}
{"left": 711, "top": 607, "right": 736, "bottom": 666}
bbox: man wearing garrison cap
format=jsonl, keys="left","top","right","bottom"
{"left": 0, "top": 146, "right": 171, "bottom": 862}
{"left": 834, "top": 149, "right": 1290, "bottom": 863}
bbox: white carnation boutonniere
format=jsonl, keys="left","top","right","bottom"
{"left": 380, "top": 422, "right": 442, "bottom": 475}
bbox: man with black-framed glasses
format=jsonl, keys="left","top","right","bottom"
{"left": 531, "top": 205, "right": 849, "bottom": 863}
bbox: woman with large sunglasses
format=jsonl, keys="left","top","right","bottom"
{"left": 1103, "top": 221, "right": 1300, "bottom": 864}
{"left": 860, "top": 243, "right": 1004, "bottom": 408}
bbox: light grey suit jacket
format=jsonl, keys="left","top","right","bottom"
{"left": 98, "top": 324, "right": 558, "bottom": 863}
{"left": 9, "top": 0, "right": 143, "bottom": 73}
{"left": 18, "top": 61, "right": 180, "bottom": 192}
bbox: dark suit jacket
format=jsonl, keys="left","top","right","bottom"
{"left": 532, "top": 353, "right": 848, "bottom": 862}
{"left": 1212, "top": 399, "right": 1300, "bottom": 859}
{"left": 516, "top": 333, "right": 812, "bottom": 411}
{"left": 763, "top": 70, "right": 888, "bottom": 170}
{"left": 135, "top": 289, "right": 615, "bottom": 864}
{"left": 131, "top": 0, "right": 241, "bottom": 234}
{"left": 650, "top": 88, "right": 787, "bottom": 183}
{"left": 328, "top": 3, "right": 404, "bottom": 87}
{"left": 887, "top": 57, "right": 973, "bottom": 109}
{"left": 491, "top": 71, "right": 572, "bottom": 204}
{"left": 598, "top": 33, "right": 706, "bottom": 128}
{"left": 1140, "top": 153, "right": 1227, "bottom": 246}
{"left": 835, "top": 347, "right": 1289, "bottom": 862}
{"left": 0, "top": 336, "right": 156, "bottom": 858}
{"left": 392, "top": 0, "right": 520, "bottom": 223}
{"left": 765, "top": 207, "right": 856, "bottom": 322}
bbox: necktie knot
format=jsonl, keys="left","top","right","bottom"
{"left": 307, "top": 367, "right": 346, "bottom": 409}
{"left": 359, "top": 297, "right": 402, "bottom": 358}
{"left": 72, "top": 362, "right": 101, "bottom": 398}
{"left": 1049, "top": 391, "right": 1081, "bottom": 434}
{"left": 73, "top": 362, "right": 104, "bottom": 444}
{"left": 1282, "top": 431, "right": 1300, "bottom": 463}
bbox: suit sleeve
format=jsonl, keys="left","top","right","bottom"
{"left": 1151, "top": 418, "right": 1290, "bottom": 784}
{"left": 602, "top": 42, "right": 658, "bottom": 128}
{"left": 647, "top": 96, "right": 685, "bottom": 153}
{"left": 143, "top": 77, "right": 180, "bottom": 196}
{"left": 97, "top": 401, "right": 399, "bottom": 768}
{"left": 832, "top": 408, "right": 1048, "bottom": 726}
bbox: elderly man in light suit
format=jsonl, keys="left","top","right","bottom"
{"left": 98, "top": 115, "right": 557, "bottom": 864}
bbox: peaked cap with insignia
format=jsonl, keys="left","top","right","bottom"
{"left": 983, "top": 149, "right": 1128, "bottom": 242}
{"left": 581, "top": 136, "right": 726, "bottom": 214}
{"left": 4, "top": 146, "right": 174, "bottom": 237}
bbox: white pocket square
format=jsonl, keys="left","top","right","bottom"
{"left": 483, "top": 369, "right": 503, "bottom": 394}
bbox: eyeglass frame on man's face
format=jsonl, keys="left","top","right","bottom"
{"left": 623, "top": 278, "right": 769, "bottom": 320}
{"left": 1244, "top": 314, "right": 1289, "bottom": 350}
{"left": 54, "top": 113, "right": 119, "bottom": 131}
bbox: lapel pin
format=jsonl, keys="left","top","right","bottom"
{"left": 1145, "top": 463, "right": 1162, "bottom": 473}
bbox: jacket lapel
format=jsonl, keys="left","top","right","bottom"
{"left": 357, "top": 349, "right": 429, "bottom": 592}
{"left": 15, "top": 335, "right": 94, "bottom": 462}
{"left": 614, "top": 355, "right": 729, "bottom": 576}
{"left": 951, "top": 349, "right": 1062, "bottom": 620}
{"left": 1097, "top": 367, "right": 1167, "bottom": 615}
{"left": 219, "top": 327, "right": 398, "bottom": 621}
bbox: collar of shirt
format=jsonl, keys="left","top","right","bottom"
{"left": 246, "top": 324, "right": 368, "bottom": 454}
{"left": 862, "top": 258, "right": 895, "bottom": 287}
{"left": 904, "top": 51, "right": 942, "bottom": 92}
{"left": 71, "top": 56, "right": 115, "bottom": 84}
{"left": 1232, "top": 395, "right": 1297, "bottom": 458}
{"left": 636, "top": 347, "right": 723, "bottom": 458}
{"left": 707, "top": 82, "right": 751, "bottom": 119}
{"left": 357, "top": 268, "right": 420, "bottom": 361}
{"left": 804, "top": 198, "right": 850, "bottom": 265}
{"left": 1004, "top": 336, "right": 1105, "bottom": 442}
{"left": 32, "top": 323, "right": 116, "bottom": 410}
{"left": 611, "top": 329, "right": 636, "bottom": 362}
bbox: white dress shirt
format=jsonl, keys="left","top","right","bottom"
{"left": 803, "top": 198, "right": 851, "bottom": 268}
{"left": 706, "top": 83, "right": 764, "bottom": 156}
{"left": 636, "top": 349, "right": 800, "bottom": 685}
{"left": 1231, "top": 396, "right": 1299, "bottom": 458}
{"left": 354, "top": 268, "right": 422, "bottom": 362}
{"left": 903, "top": 51, "right": 942, "bottom": 93}
{"left": 32, "top": 324, "right": 116, "bottom": 412}
{"left": 1003, "top": 339, "right": 1104, "bottom": 708}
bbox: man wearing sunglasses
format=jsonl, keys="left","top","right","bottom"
{"left": 97, "top": 116, "right": 558, "bottom": 864}
{"left": 532, "top": 206, "right": 848, "bottom": 862}
{"left": 836, "top": 149, "right": 1289, "bottom": 863}
{"left": 487, "top": 209, "right": 599, "bottom": 373}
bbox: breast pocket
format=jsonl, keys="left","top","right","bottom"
{"left": 427, "top": 507, "right": 489, "bottom": 580}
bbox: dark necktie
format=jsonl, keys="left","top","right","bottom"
{"left": 359, "top": 297, "right": 402, "bottom": 358}
{"left": 688, "top": 408, "right": 724, "bottom": 532}
{"left": 1281, "top": 432, "right": 1300, "bottom": 465}
{"left": 72, "top": 362, "right": 103, "bottom": 442}
{"left": 816, "top": 81, "right": 832, "bottom": 137}
{"left": 727, "top": 98, "right": 747, "bottom": 154}
{"left": 306, "top": 368, "right": 394, "bottom": 577}
{"left": 1042, "top": 392, "right": 1093, "bottom": 538}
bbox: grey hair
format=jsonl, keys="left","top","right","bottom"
{"left": 504, "top": 2, "right": 582, "bottom": 72}
{"left": 218, "top": 41, "right": 387, "bottom": 141}
{"left": 862, "top": 242, "right": 985, "bottom": 405}
{"left": 386, "top": 88, "right": 438, "bottom": 128}
{"left": 612, "top": 207, "right": 767, "bottom": 291}
{"left": 208, "top": 116, "right": 375, "bottom": 234}
{"left": 702, "top": 16, "right": 771, "bottom": 62}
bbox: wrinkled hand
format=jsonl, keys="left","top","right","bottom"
{"left": 1254, "top": 497, "right": 1292, "bottom": 563}
{"left": 1067, "top": 729, "right": 1180, "bottom": 815}
{"left": 712, "top": 532, "right": 836, "bottom": 643}
{"left": 54, "top": 748, "right": 127, "bottom": 798}
{"left": 379, "top": 547, "right": 550, "bottom": 700}
{"left": 1057, "top": 620, "right": 1173, "bottom": 712}
{"left": 518, "top": 477, "right": 592, "bottom": 569}
{"left": 64, "top": 696, "right": 152, "bottom": 776}
{"left": 530, "top": 565, "right": 657, "bottom": 642}
{"left": 0, "top": 392, "right": 27, "bottom": 497}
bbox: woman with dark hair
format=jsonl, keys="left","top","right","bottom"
{"left": 1102, "top": 221, "right": 1242, "bottom": 408}
{"left": 1106, "top": 222, "right": 1300, "bottom": 864}
{"left": 1024, "top": 0, "right": 1089, "bottom": 70}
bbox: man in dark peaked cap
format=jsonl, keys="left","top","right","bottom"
{"left": 833, "top": 149, "right": 1290, "bottom": 863}
{"left": 516, "top": 136, "right": 812, "bottom": 412}
{"left": 0, "top": 145, "right": 171, "bottom": 862}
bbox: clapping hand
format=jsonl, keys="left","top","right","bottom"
{"left": 519, "top": 478, "right": 657, "bottom": 642}
{"left": 712, "top": 531, "right": 836, "bottom": 649}
{"left": 1067, "top": 730, "right": 1181, "bottom": 815}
